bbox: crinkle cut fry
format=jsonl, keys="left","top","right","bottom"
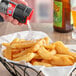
{"left": 33, "top": 61, "right": 52, "bottom": 67}
{"left": 13, "top": 53, "right": 36, "bottom": 62}
{"left": 38, "top": 47, "right": 55, "bottom": 60}
{"left": 55, "top": 41, "right": 76, "bottom": 60}
{"left": 13, "top": 39, "right": 46, "bottom": 59}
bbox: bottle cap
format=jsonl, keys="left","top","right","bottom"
{"left": 13, "top": 4, "right": 33, "bottom": 24}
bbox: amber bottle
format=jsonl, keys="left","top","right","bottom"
{"left": 53, "top": 0, "right": 73, "bottom": 33}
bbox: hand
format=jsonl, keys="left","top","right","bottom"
{"left": 0, "top": 0, "right": 28, "bottom": 26}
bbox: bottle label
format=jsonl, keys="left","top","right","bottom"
{"left": 7, "top": 3, "right": 16, "bottom": 16}
{"left": 54, "top": 1, "right": 62, "bottom": 28}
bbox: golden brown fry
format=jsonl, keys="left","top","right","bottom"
{"left": 11, "top": 38, "right": 30, "bottom": 43}
{"left": 11, "top": 38, "right": 20, "bottom": 43}
{"left": 13, "top": 53, "right": 36, "bottom": 62}
{"left": 43, "top": 37, "right": 50, "bottom": 45}
{"left": 38, "top": 47, "right": 54, "bottom": 60}
{"left": 11, "top": 48, "right": 24, "bottom": 54}
{"left": 55, "top": 54, "right": 74, "bottom": 62}
{"left": 31, "top": 39, "right": 46, "bottom": 51}
{"left": 68, "top": 52, "right": 76, "bottom": 62}
{"left": 44, "top": 43, "right": 55, "bottom": 50}
{"left": 33, "top": 61, "right": 52, "bottom": 67}
{"left": 13, "top": 48, "right": 32, "bottom": 58}
{"left": 55, "top": 41, "right": 70, "bottom": 54}
{"left": 2, "top": 43, "right": 10, "bottom": 47}
{"left": 3, "top": 37, "right": 76, "bottom": 67}
{"left": 36, "top": 37, "right": 50, "bottom": 45}
{"left": 42, "top": 60, "right": 50, "bottom": 63}
{"left": 13, "top": 47, "right": 36, "bottom": 58}
{"left": 3, "top": 48, "right": 24, "bottom": 59}
{"left": 13, "top": 39, "right": 46, "bottom": 58}
{"left": 3, "top": 49, "right": 12, "bottom": 60}
{"left": 10, "top": 41, "right": 36, "bottom": 49}
{"left": 50, "top": 54, "right": 74, "bottom": 66}
{"left": 34, "top": 53, "right": 42, "bottom": 59}
{"left": 55, "top": 41, "right": 76, "bottom": 60}
{"left": 2, "top": 38, "right": 26, "bottom": 47}
{"left": 50, "top": 49, "right": 56, "bottom": 55}
{"left": 30, "top": 59, "right": 37, "bottom": 64}
{"left": 10, "top": 38, "right": 46, "bottom": 49}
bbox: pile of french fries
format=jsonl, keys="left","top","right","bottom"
{"left": 2, "top": 37, "right": 76, "bottom": 67}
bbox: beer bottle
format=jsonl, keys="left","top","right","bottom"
{"left": 53, "top": 0, "right": 73, "bottom": 33}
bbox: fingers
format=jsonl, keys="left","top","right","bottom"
{"left": 0, "top": 13, "right": 24, "bottom": 26}
{"left": 11, "top": 19, "right": 19, "bottom": 25}
{"left": 11, "top": 0, "right": 28, "bottom": 5}
{"left": 17, "top": 0, "right": 28, "bottom": 5}
{"left": 5, "top": 15, "right": 13, "bottom": 22}
{"left": 18, "top": 23, "right": 24, "bottom": 26}
{"left": 0, "top": 13, "right": 13, "bottom": 22}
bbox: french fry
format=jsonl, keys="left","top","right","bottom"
{"left": 38, "top": 47, "right": 54, "bottom": 60}
{"left": 2, "top": 38, "right": 28, "bottom": 47}
{"left": 43, "top": 37, "right": 50, "bottom": 45}
{"left": 10, "top": 41, "right": 36, "bottom": 49}
{"left": 3, "top": 49, "right": 12, "bottom": 60}
{"left": 10, "top": 38, "right": 46, "bottom": 49}
{"left": 50, "top": 49, "right": 56, "bottom": 55}
{"left": 2, "top": 37, "right": 76, "bottom": 67}
{"left": 12, "top": 48, "right": 31, "bottom": 58}
{"left": 34, "top": 53, "right": 42, "bottom": 59}
{"left": 13, "top": 39, "right": 46, "bottom": 58}
{"left": 33, "top": 61, "right": 52, "bottom": 67}
{"left": 67, "top": 52, "right": 76, "bottom": 62}
{"left": 13, "top": 47, "right": 37, "bottom": 58}
{"left": 42, "top": 60, "right": 50, "bottom": 63}
{"left": 11, "top": 48, "right": 24, "bottom": 54}
{"left": 50, "top": 54, "right": 74, "bottom": 66}
{"left": 30, "top": 59, "right": 37, "bottom": 64}
{"left": 13, "top": 53, "right": 36, "bottom": 62}
{"left": 30, "top": 39, "right": 46, "bottom": 52}
{"left": 2, "top": 43, "right": 10, "bottom": 47}
{"left": 11, "top": 38, "right": 31, "bottom": 43}
{"left": 11, "top": 38, "right": 20, "bottom": 43}
{"left": 55, "top": 41, "right": 76, "bottom": 60}
{"left": 36, "top": 37, "right": 50, "bottom": 45}
{"left": 44, "top": 43, "right": 55, "bottom": 50}
{"left": 55, "top": 41, "right": 70, "bottom": 54}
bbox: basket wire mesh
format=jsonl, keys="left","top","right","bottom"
{"left": 69, "top": 68, "right": 76, "bottom": 76}
{"left": 0, "top": 57, "right": 43, "bottom": 76}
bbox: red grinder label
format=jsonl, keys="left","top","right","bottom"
{"left": 7, "top": 3, "right": 16, "bottom": 16}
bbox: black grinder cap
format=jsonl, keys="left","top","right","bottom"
{"left": 13, "top": 4, "right": 33, "bottom": 23}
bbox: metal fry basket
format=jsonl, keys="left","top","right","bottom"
{"left": 0, "top": 57, "right": 42, "bottom": 76}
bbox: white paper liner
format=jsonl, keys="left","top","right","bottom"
{"left": 0, "top": 31, "right": 76, "bottom": 76}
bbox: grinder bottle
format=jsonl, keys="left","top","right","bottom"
{"left": 0, "top": 0, "right": 33, "bottom": 24}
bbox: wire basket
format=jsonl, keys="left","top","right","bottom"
{"left": 69, "top": 68, "right": 76, "bottom": 76}
{"left": 0, "top": 57, "right": 43, "bottom": 76}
